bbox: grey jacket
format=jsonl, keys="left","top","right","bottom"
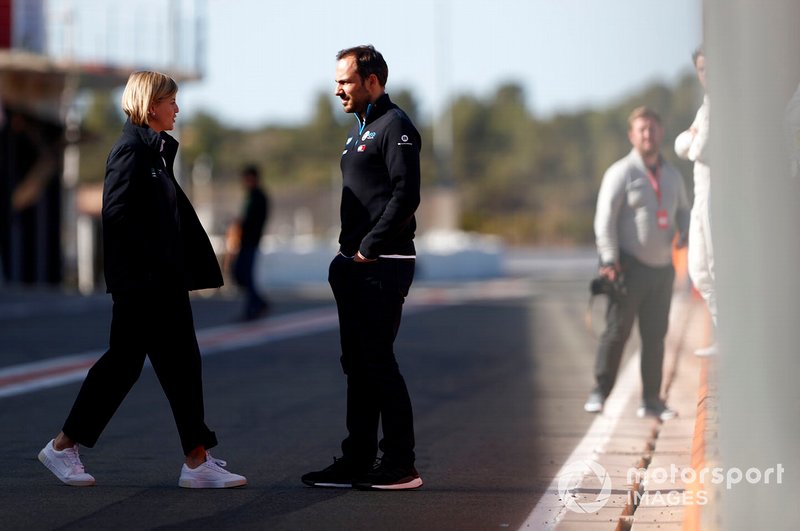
{"left": 594, "top": 149, "right": 690, "bottom": 268}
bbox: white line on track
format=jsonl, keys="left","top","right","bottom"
{"left": 0, "top": 280, "right": 534, "bottom": 400}
{"left": 518, "top": 351, "right": 640, "bottom": 530}
{"left": 0, "top": 306, "right": 345, "bottom": 400}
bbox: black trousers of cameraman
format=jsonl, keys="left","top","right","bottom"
{"left": 593, "top": 253, "right": 675, "bottom": 406}
{"left": 328, "top": 254, "right": 416, "bottom": 470}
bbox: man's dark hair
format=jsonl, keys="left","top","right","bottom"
{"left": 692, "top": 46, "right": 705, "bottom": 66}
{"left": 336, "top": 45, "right": 388, "bottom": 86}
{"left": 241, "top": 164, "right": 260, "bottom": 179}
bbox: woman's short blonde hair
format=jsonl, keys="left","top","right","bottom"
{"left": 121, "top": 71, "right": 178, "bottom": 127}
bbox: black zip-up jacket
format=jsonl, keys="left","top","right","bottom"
{"left": 102, "top": 119, "right": 223, "bottom": 292}
{"left": 339, "top": 93, "right": 421, "bottom": 259}
{"left": 240, "top": 186, "right": 269, "bottom": 248}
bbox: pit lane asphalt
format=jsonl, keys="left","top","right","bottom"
{"left": 0, "top": 269, "right": 603, "bottom": 530}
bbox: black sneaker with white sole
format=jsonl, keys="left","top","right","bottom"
{"left": 301, "top": 457, "right": 371, "bottom": 488}
{"left": 352, "top": 460, "right": 423, "bottom": 491}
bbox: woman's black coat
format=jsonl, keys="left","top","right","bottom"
{"left": 101, "top": 119, "right": 223, "bottom": 293}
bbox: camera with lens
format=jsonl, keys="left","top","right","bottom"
{"left": 590, "top": 273, "right": 626, "bottom": 298}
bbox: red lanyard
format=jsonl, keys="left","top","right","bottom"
{"left": 645, "top": 165, "right": 662, "bottom": 208}
{"left": 646, "top": 164, "right": 670, "bottom": 230}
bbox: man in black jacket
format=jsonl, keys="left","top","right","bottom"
{"left": 301, "top": 45, "right": 423, "bottom": 490}
{"left": 232, "top": 164, "right": 270, "bottom": 320}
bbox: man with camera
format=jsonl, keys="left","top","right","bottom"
{"left": 585, "top": 106, "right": 690, "bottom": 420}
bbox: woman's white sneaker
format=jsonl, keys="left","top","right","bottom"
{"left": 38, "top": 439, "right": 96, "bottom": 486}
{"left": 178, "top": 452, "right": 247, "bottom": 489}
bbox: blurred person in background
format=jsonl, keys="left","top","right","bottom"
{"left": 301, "top": 45, "right": 423, "bottom": 491}
{"left": 675, "top": 47, "right": 718, "bottom": 357}
{"left": 584, "top": 106, "right": 690, "bottom": 420}
{"left": 228, "top": 164, "right": 270, "bottom": 320}
{"left": 38, "top": 71, "right": 246, "bottom": 489}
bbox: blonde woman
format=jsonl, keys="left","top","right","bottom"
{"left": 38, "top": 71, "right": 246, "bottom": 489}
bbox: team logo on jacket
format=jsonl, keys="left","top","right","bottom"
{"left": 362, "top": 131, "right": 376, "bottom": 141}
{"left": 398, "top": 134, "right": 413, "bottom": 146}
{"left": 358, "top": 144, "right": 367, "bottom": 152}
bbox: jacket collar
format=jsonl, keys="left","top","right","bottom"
{"left": 356, "top": 93, "right": 393, "bottom": 133}
{"left": 123, "top": 119, "right": 178, "bottom": 158}
{"left": 629, "top": 148, "right": 662, "bottom": 173}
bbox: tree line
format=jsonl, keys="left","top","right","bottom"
{"left": 77, "top": 72, "right": 701, "bottom": 246}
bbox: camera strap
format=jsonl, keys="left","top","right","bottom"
{"left": 584, "top": 294, "right": 602, "bottom": 339}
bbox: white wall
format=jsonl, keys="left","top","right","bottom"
{"left": 706, "top": 1, "right": 800, "bottom": 527}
